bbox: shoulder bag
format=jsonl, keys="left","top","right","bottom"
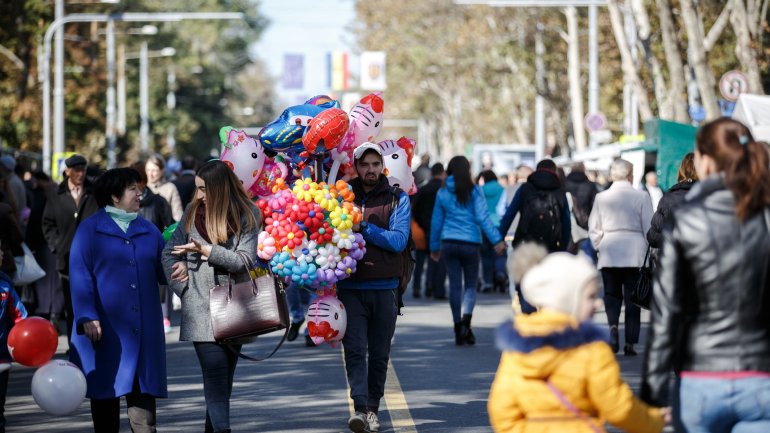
{"left": 546, "top": 380, "right": 604, "bottom": 433}
{"left": 13, "top": 243, "right": 46, "bottom": 286}
{"left": 630, "top": 245, "right": 653, "bottom": 310}
{"left": 209, "top": 251, "right": 290, "bottom": 361}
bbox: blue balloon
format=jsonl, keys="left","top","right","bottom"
{"left": 258, "top": 98, "right": 340, "bottom": 154}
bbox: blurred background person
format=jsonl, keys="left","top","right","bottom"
{"left": 644, "top": 171, "right": 663, "bottom": 212}
{"left": 412, "top": 154, "right": 431, "bottom": 190}
{"left": 42, "top": 154, "right": 99, "bottom": 342}
{"left": 642, "top": 118, "right": 770, "bottom": 432}
{"left": 26, "top": 172, "right": 63, "bottom": 327}
{"left": 565, "top": 162, "right": 598, "bottom": 262}
{"left": 478, "top": 169, "right": 508, "bottom": 293}
{"left": 172, "top": 156, "right": 198, "bottom": 211}
{"left": 411, "top": 163, "right": 447, "bottom": 300}
{"left": 0, "top": 156, "right": 27, "bottom": 224}
{"left": 588, "top": 159, "right": 652, "bottom": 356}
{"left": 145, "top": 154, "right": 183, "bottom": 222}
{"left": 646, "top": 153, "right": 698, "bottom": 250}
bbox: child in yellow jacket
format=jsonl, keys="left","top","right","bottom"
{"left": 488, "top": 244, "right": 667, "bottom": 433}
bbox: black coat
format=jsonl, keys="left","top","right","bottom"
{"left": 138, "top": 189, "right": 174, "bottom": 232}
{"left": 645, "top": 180, "right": 694, "bottom": 249}
{"left": 172, "top": 172, "right": 196, "bottom": 211}
{"left": 641, "top": 175, "right": 770, "bottom": 406}
{"left": 564, "top": 171, "right": 597, "bottom": 219}
{"left": 411, "top": 178, "right": 442, "bottom": 236}
{"left": 41, "top": 179, "right": 99, "bottom": 273}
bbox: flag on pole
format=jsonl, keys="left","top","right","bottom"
{"left": 282, "top": 53, "right": 304, "bottom": 90}
{"left": 328, "top": 50, "right": 349, "bottom": 91}
{"left": 360, "top": 51, "right": 386, "bottom": 91}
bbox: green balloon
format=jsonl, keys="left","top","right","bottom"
{"left": 162, "top": 222, "right": 178, "bottom": 242}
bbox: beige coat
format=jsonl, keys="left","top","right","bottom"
{"left": 588, "top": 180, "right": 652, "bottom": 269}
{"left": 148, "top": 180, "right": 184, "bottom": 221}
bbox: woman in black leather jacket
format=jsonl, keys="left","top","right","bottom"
{"left": 645, "top": 153, "right": 698, "bottom": 249}
{"left": 641, "top": 118, "right": 770, "bottom": 432}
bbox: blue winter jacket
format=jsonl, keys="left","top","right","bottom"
{"left": 68, "top": 209, "right": 168, "bottom": 399}
{"left": 0, "top": 271, "right": 27, "bottom": 363}
{"left": 429, "top": 176, "right": 503, "bottom": 252}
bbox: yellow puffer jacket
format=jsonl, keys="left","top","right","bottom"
{"left": 488, "top": 311, "right": 664, "bottom": 433}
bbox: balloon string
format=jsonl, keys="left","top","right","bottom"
{"left": 328, "top": 160, "right": 341, "bottom": 185}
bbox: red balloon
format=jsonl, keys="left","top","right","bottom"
{"left": 302, "top": 108, "right": 349, "bottom": 154}
{"left": 8, "top": 317, "right": 58, "bottom": 367}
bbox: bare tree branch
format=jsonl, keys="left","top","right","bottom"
{"left": 0, "top": 44, "right": 24, "bottom": 70}
{"left": 703, "top": 0, "right": 733, "bottom": 53}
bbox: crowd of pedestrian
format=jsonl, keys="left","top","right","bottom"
{"left": 0, "top": 116, "right": 767, "bottom": 433}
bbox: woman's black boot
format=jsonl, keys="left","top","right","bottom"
{"left": 454, "top": 322, "right": 465, "bottom": 346}
{"left": 462, "top": 314, "right": 475, "bottom": 345}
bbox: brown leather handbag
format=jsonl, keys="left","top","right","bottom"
{"left": 209, "top": 251, "right": 289, "bottom": 361}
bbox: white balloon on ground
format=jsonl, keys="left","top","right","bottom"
{"left": 31, "top": 360, "right": 87, "bottom": 416}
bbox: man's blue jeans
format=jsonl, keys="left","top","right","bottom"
{"left": 441, "top": 240, "right": 479, "bottom": 323}
{"left": 678, "top": 375, "right": 770, "bottom": 433}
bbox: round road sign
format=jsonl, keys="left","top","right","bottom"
{"left": 719, "top": 70, "right": 749, "bottom": 102}
{"left": 584, "top": 112, "right": 607, "bottom": 133}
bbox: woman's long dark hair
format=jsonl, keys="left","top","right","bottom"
{"left": 696, "top": 117, "right": 770, "bottom": 221}
{"left": 446, "top": 156, "right": 474, "bottom": 206}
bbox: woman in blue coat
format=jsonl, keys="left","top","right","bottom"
{"left": 69, "top": 168, "right": 167, "bottom": 433}
{"left": 430, "top": 156, "right": 506, "bottom": 346}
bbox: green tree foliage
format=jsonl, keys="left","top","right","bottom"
{"left": 0, "top": 0, "right": 275, "bottom": 168}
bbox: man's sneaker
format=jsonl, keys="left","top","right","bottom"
{"left": 347, "top": 411, "right": 368, "bottom": 433}
{"left": 366, "top": 412, "right": 380, "bottom": 432}
{"left": 163, "top": 317, "right": 172, "bottom": 334}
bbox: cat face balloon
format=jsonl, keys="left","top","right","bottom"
{"left": 306, "top": 294, "right": 347, "bottom": 347}
{"left": 378, "top": 136, "right": 417, "bottom": 195}
{"left": 219, "top": 126, "right": 266, "bottom": 194}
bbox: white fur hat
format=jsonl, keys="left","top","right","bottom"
{"left": 520, "top": 252, "right": 598, "bottom": 316}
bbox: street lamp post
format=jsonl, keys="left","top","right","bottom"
{"left": 41, "top": 11, "right": 245, "bottom": 174}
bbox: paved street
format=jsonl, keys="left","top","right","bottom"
{"left": 5, "top": 291, "right": 648, "bottom": 432}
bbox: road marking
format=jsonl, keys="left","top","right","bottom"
{"left": 384, "top": 360, "right": 418, "bottom": 432}
{"left": 342, "top": 352, "right": 418, "bottom": 432}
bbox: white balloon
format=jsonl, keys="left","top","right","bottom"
{"left": 31, "top": 360, "right": 87, "bottom": 416}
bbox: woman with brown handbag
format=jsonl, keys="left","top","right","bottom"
{"left": 162, "top": 160, "right": 261, "bottom": 433}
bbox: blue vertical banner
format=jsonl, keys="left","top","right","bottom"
{"left": 282, "top": 53, "right": 304, "bottom": 90}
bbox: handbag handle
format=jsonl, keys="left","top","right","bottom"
{"left": 640, "top": 244, "right": 651, "bottom": 269}
{"left": 225, "top": 251, "right": 260, "bottom": 298}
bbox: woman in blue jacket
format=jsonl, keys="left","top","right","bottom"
{"left": 430, "top": 156, "right": 506, "bottom": 345}
{"left": 69, "top": 168, "right": 167, "bottom": 433}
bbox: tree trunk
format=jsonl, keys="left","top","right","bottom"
{"left": 679, "top": 0, "right": 720, "bottom": 120}
{"left": 655, "top": 0, "right": 690, "bottom": 123}
{"left": 606, "top": 0, "right": 654, "bottom": 122}
{"left": 565, "top": 6, "right": 586, "bottom": 152}
{"left": 631, "top": 0, "right": 671, "bottom": 120}
{"left": 729, "top": 0, "right": 764, "bottom": 93}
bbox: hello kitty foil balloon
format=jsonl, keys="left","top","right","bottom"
{"left": 306, "top": 294, "right": 347, "bottom": 347}
{"left": 219, "top": 126, "right": 266, "bottom": 194}
{"left": 378, "top": 136, "right": 417, "bottom": 195}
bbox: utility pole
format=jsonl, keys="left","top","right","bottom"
{"left": 139, "top": 41, "right": 149, "bottom": 153}
{"left": 106, "top": 19, "right": 117, "bottom": 168}
{"left": 53, "top": 0, "right": 64, "bottom": 165}
{"left": 535, "top": 22, "right": 546, "bottom": 162}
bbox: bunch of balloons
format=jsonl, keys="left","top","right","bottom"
{"left": 7, "top": 317, "right": 87, "bottom": 415}
{"left": 256, "top": 178, "right": 365, "bottom": 290}
{"left": 220, "top": 93, "right": 390, "bottom": 199}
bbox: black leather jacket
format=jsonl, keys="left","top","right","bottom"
{"left": 641, "top": 174, "right": 770, "bottom": 406}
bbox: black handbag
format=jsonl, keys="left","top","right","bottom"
{"left": 209, "top": 251, "right": 290, "bottom": 361}
{"left": 631, "top": 246, "right": 653, "bottom": 310}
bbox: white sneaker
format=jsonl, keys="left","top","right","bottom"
{"left": 348, "top": 411, "right": 368, "bottom": 433}
{"left": 366, "top": 412, "right": 380, "bottom": 432}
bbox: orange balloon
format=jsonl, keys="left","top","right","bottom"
{"left": 8, "top": 317, "right": 58, "bottom": 367}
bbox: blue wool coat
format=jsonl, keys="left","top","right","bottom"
{"left": 69, "top": 209, "right": 168, "bottom": 399}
